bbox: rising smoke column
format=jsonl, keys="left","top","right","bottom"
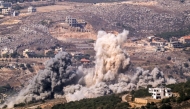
{"left": 63, "top": 30, "right": 176, "bottom": 102}
{"left": 7, "top": 52, "right": 76, "bottom": 108}
{"left": 6, "top": 30, "right": 177, "bottom": 108}
{"left": 93, "top": 30, "right": 130, "bottom": 84}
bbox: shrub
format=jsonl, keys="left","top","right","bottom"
{"left": 14, "top": 103, "right": 26, "bottom": 107}
{"left": 165, "top": 65, "right": 170, "bottom": 69}
{"left": 160, "top": 104, "right": 172, "bottom": 109}
{"left": 184, "top": 63, "right": 189, "bottom": 68}
{"left": 167, "top": 56, "right": 171, "bottom": 61}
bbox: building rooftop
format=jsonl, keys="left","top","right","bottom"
{"left": 80, "top": 58, "right": 90, "bottom": 62}
{"left": 181, "top": 35, "right": 190, "bottom": 39}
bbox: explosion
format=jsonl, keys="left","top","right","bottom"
{"left": 5, "top": 30, "right": 176, "bottom": 108}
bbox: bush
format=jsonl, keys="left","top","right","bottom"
{"left": 184, "top": 63, "right": 189, "bottom": 68}
{"left": 167, "top": 56, "right": 171, "bottom": 61}
{"left": 132, "top": 88, "right": 151, "bottom": 98}
{"left": 2, "top": 105, "right": 7, "bottom": 108}
{"left": 161, "top": 98, "right": 170, "bottom": 103}
{"left": 36, "top": 47, "right": 42, "bottom": 51}
{"left": 14, "top": 103, "right": 26, "bottom": 107}
{"left": 52, "top": 94, "right": 130, "bottom": 109}
{"left": 46, "top": 51, "right": 55, "bottom": 57}
{"left": 165, "top": 65, "right": 170, "bottom": 69}
{"left": 160, "top": 104, "right": 172, "bottom": 109}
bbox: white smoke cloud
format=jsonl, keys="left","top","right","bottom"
{"left": 5, "top": 30, "right": 176, "bottom": 108}
{"left": 93, "top": 30, "right": 130, "bottom": 84}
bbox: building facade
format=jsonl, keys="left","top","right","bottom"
{"left": 0, "top": 1, "right": 12, "bottom": 16}
{"left": 0, "top": 47, "right": 13, "bottom": 57}
{"left": 179, "top": 36, "right": 190, "bottom": 44}
{"left": 23, "top": 49, "right": 35, "bottom": 58}
{"left": 28, "top": 6, "right": 36, "bottom": 13}
{"left": 65, "top": 16, "right": 78, "bottom": 27}
{"left": 149, "top": 87, "right": 173, "bottom": 99}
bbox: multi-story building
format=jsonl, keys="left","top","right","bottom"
{"left": 65, "top": 16, "right": 78, "bottom": 27}
{"left": 167, "top": 41, "right": 183, "bottom": 48}
{"left": 28, "top": 6, "right": 36, "bottom": 13}
{"left": 0, "top": 1, "right": 12, "bottom": 16}
{"left": 179, "top": 36, "right": 190, "bottom": 44}
{"left": 149, "top": 87, "right": 173, "bottom": 99}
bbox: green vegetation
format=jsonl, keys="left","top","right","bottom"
{"left": 131, "top": 88, "right": 151, "bottom": 98}
{"left": 184, "top": 63, "right": 189, "bottom": 68}
{"left": 165, "top": 65, "right": 170, "bottom": 69}
{"left": 10, "top": 51, "right": 20, "bottom": 58}
{"left": 167, "top": 56, "right": 171, "bottom": 61}
{"left": 46, "top": 51, "right": 55, "bottom": 57}
{"left": 0, "top": 84, "right": 12, "bottom": 93}
{"left": 14, "top": 103, "right": 26, "bottom": 107}
{"left": 159, "top": 103, "right": 172, "bottom": 109}
{"left": 155, "top": 26, "right": 190, "bottom": 41}
{"left": 167, "top": 80, "right": 190, "bottom": 103}
{"left": 52, "top": 94, "right": 130, "bottom": 109}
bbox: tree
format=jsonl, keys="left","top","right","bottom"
{"left": 160, "top": 104, "right": 172, "bottom": 109}
{"left": 2, "top": 53, "right": 9, "bottom": 58}
{"left": 167, "top": 56, "right": 171, "bottom": 61}
{"left": 184, "top": 63, "right": 189, "bottom": 68}
{"left": 165, "top": 65, "right": 170, "bottom": 69}
{"left": 46, "top": 51, "right": 55, "bottom": 57}
{"left": 26, "top": 63, "right": 31, "bottom": 68}
{"left": 36, "top": 47, "right": 41, "bottom": 51}
{"left": 180, "top": 0, "right": 185, "bottom": 3}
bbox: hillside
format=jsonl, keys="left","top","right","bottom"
{"left": 51, "top": 80, "right": 190, "bottom": 109}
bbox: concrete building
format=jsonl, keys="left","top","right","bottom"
{"left": 65, "top": 16, "right": 78, "bottom": 27}
{"left": 179, "top": 36, "right": 190, "bottom": 44}
{"left": 0, "top": 1, "right": 12, "bottom": 16}
{"left": 23, "top": 49, "right": 35, "bottom": 58}
{"left": 0, "top": 47, "right": 13, "bottom": 57}
{"left": 28, "top": 6, "right": 36, "bottom": 13}
{"left": 149, "top": 87, "right": 173, "bottom": 99}
{"left": 168, "top": 41, "right": 183, "bottom": 48}
{"left": 150, "top": 37, "right": 167, "bottom": 47}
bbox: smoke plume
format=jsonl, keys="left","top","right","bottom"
{"left": 6, "top": 30, "right": 176, "bottom": 108}
{"left": 7, "top": 52, "right": 77, "bottom": 108}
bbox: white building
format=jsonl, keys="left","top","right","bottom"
{"left": 65, "top": 16, "right": 78, "bottom": 27}
{"left": 28, "top": 6, "right": 36, "bottom": 13}
{"left": 23, "top": 49, "right": 35, "bottom": 58}
{"left": 1, "top": 47, "right": 13, "bottom": 57}
{"left": 0, "top": 1, "right": 12, "bottom": 16}
{"left": 149, "top": 87, "right": 173, "bottom": 99}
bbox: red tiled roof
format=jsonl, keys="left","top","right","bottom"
{"left": 182, "top": 36, "right": 190, "bottom": 39}
{"left": 80, "top": 58, "right": 90, "bottom": 62}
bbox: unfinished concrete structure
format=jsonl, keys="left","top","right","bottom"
{"left": 28, "top": 6, "right": 36, "bottom": 13}
{"left": 0, "top": 1, "right": 12, "bottom": 16}
{"left": 149, "top": 87, "right": 173, "bottom": 99}
{"left": 65, "top": 16, "right": 78, "bottom": 27}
